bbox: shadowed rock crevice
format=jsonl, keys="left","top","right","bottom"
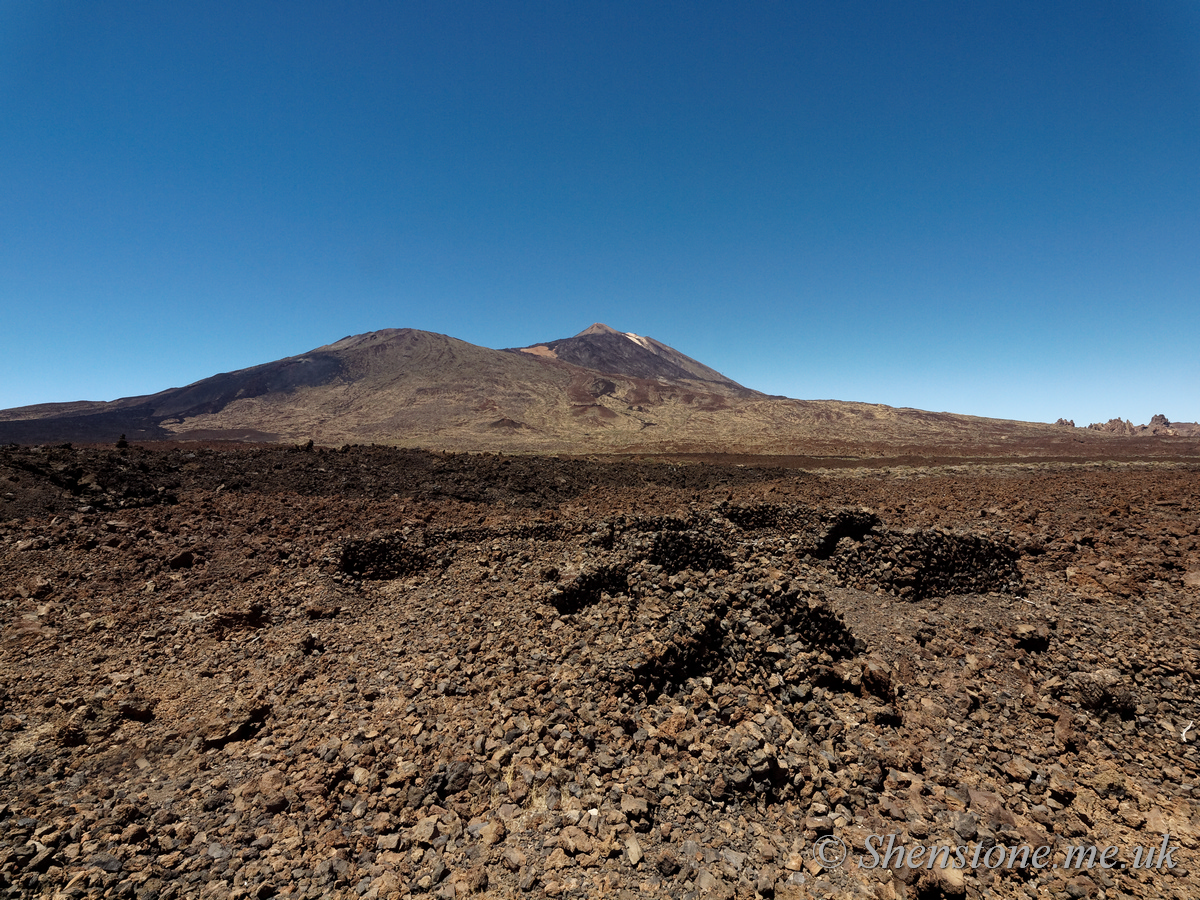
{"left": 812, "top": 510, "right": 880, "bottom": 558}
{"left": 777, "top": 596, "right": 861, "bottom": 660}
{"left": 831, "top": 528, "right": 1022, "bottom": 600}
{"left": 719, "top": 502, "right": 820, "bottom": 532}
{"left": 338, "top": 534, "right": 431, "bottom": 579}
{"left": 646, "top": 530, "right": 731, "bottom": 574}
{"left": 200, "top": 702, "right": 272, "bottom": 750}
{"left": 608, "top": 587, "right": 862, "bottom": 705}
{"left": 623, "top": 608, "right": 728, "bottom": 699}
{"left": 548, "top": 564, "right": 631, "bottom": 614}
{"left": 717, "top": 503, "right": 881, "bottom": 558}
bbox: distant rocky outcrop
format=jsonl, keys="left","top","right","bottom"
{"left": 1054, "top": 418, "right": 1075, "bottom": 427}
{"left": 1088, "top": 418, "right": 1137, "bottom": 436}
{"left": 1147, "top": 414, "right": 1174, "bottom": 434}
{"left": 1087, "top": 414, "right": 1200, "bottom": 437}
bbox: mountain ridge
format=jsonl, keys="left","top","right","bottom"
{"left": 1, "top": 325, "right": 1197, "bottom": 458}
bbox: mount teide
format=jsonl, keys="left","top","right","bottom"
{"left": 0, "top": 325, "right": 1187, "bottom": 457}
{"left": 509, "top": 322, "right": 753, "bottom": 391}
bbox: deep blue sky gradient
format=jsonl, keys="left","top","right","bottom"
{"left": 3, "top": 1, "right": 1198, "bottom": 424}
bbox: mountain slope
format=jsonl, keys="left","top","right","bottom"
{"left": 0, "top": 327, "right": 752, "bottom": 448}
{"left": 1, "top": 326, "right": 1196, "bottom": 458}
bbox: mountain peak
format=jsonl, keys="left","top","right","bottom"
{"left": 512, "top": 325, "right": 751, "bottom": 392}
{"left": 575, "top": 323, "right": 622, "bottom": 337}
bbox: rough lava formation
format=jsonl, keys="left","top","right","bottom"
{"left": 0, "top": 443, "right": 1198, "bottom": 900}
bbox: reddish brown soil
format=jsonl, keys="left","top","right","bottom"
{"left": 1, "top": 444, "right": 1197, "bottom": 899}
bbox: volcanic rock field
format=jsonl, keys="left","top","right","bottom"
{"left": 1, "top": 443, "right": 1198, "bottom": 899}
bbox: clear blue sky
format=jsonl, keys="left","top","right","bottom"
{"left": 3, "top": 1, "right": 1198, "bottom": 425}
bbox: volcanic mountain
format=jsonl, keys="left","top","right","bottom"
{"left": 508, "top": 323, "right": 754, "bottom": 391}
{"left": 1, "top": 325, "right": 1195, "bottom": 458}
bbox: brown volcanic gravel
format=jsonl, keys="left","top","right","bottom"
{"left": 0, "top": 444, "right": 1198, "bottom": 900}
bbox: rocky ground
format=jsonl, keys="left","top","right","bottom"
{"left": 1, "top": 443, "right": 1198, "bottom": 900}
